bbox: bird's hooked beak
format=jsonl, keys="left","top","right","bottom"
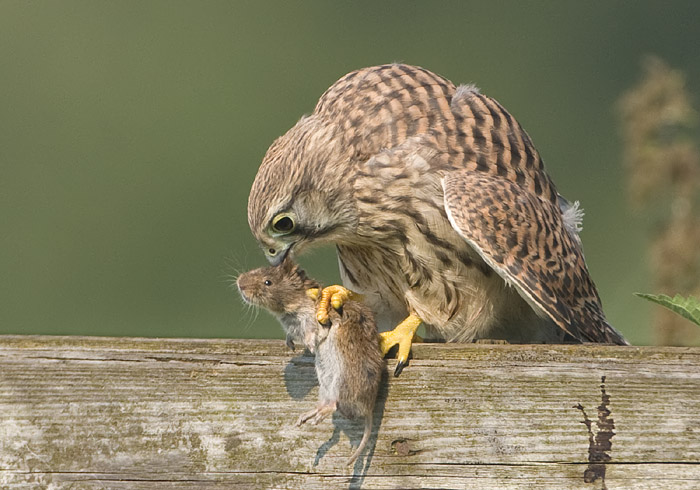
{"left": 264, "top": 242, "right": 294, "bottom": 266}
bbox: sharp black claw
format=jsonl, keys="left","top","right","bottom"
{"left": 394, "top": 360, "right": 406, "bottom": 377}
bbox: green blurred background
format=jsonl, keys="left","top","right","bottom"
{"left": 2, "top": 1, "right": 699, "bottom": 345}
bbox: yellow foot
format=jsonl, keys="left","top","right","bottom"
{"left": 315, "top": 285, "right": 363, "bottom": 325}
{"left": 306, "top": 287, "right": 320, "bottom": 301}
{"left": 378, "top": 313, "right": 423, "bottom": 377}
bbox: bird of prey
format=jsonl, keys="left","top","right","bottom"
{"left": 247, "top": 64, "right": 628, "bottom": 375}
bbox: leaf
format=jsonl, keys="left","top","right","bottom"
{"left": 635, "top": 293, "right": 700, "bottom": 327}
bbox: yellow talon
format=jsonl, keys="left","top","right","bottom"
{"left": 315, "top": 285, "right": 363, "bottom": 325}
{"left": 378, "top": 313, "right": 423, "bottom": 377}
{"left": 331, "top": 293, "right": 347, "bottom": 310}
{"left": 306, "top": 288, "right": 320, "bottom": 301}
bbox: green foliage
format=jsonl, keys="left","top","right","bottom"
{"left": 635, "top": 293, "right": 700, "bottom": 327}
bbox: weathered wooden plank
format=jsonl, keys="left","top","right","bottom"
{"left": 1, "top": 336, "right": 699, "bottom": 489}
{"left": 1, "top": 464, "right": 699, "bottom": 490}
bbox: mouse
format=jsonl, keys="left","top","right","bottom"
{"left": 237, "top": 258, "right": 384, "bottom": 465}
{"left": 296, "top": 288, "right": 384, "bottom": 466}
{"left": 236, "top": 258, "right": 320, "bottom": 352}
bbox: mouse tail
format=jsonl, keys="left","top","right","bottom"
{"left": 346, "top": 414, "right": 372, "bottom": 466}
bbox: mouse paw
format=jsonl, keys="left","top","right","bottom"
{"left": 285, "top": 334, "right": 296, "bottom": 351}
{"left": 310, "top": 401, "right": 337, "bottom": 425}
{"left": 296, "top": 408, "right": 319, "bottom": 427}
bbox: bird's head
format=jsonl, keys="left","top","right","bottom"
{"left": 247, "top": 116, "right": 358, "bottom": 265}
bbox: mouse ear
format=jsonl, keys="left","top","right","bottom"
{"left": 280, "top": 256, "right": 296, "bottom": 273}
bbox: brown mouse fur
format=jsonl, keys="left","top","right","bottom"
{"left": 297, "top": 298, "right": 383, "bottom": 465}
{"left": 237, "top": 258, "right": 320, "bottom": 351}
{"left": 238, "top": 259, "right": 383, "bottom": 465}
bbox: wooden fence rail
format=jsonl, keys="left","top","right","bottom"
{"left": 1, "top": 336, "right": 699, "bottom": 489}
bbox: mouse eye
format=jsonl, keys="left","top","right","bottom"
{"left": 264, "top": 280, "right": 272, "bottom": 286}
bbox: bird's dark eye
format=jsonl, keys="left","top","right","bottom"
{"left": 271, "top": 214, "right": 295, "bottom": 234}
{"left": 264, "top": 280, "right": 272, "bottom": 286}
{"left": 268, "top": 248, "right": 276, "bottom": 255}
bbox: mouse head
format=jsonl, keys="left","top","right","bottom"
{"left": 236, "top": 258, "right": 320, "bottom": 315}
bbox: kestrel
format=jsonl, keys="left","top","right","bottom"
{"left": 248, "top": 64, "right": 628, "bottom": 375}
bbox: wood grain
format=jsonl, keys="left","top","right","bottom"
{"left": 1, "top": 336, "right": 698, "bottom": 489}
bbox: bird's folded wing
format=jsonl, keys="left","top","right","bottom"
{"left": 442, "top": 170, "right": 625, "bottom": 344}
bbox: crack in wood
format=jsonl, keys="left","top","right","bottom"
{"left": 22, "top": 354, "right": 271, "bottom": 366}
{"left": 575, "top": 375, "right": 616, "bottom": 490}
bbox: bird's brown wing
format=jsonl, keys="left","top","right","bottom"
{"left": 442, "top": 170, "right": 627, "bottom": 344}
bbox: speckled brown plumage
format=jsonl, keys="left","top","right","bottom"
{"left": 443, "top": 171, "right": 622, "bottom": 343}
{"left": 247, "top": 64, "right": 627, "bottom": 345}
